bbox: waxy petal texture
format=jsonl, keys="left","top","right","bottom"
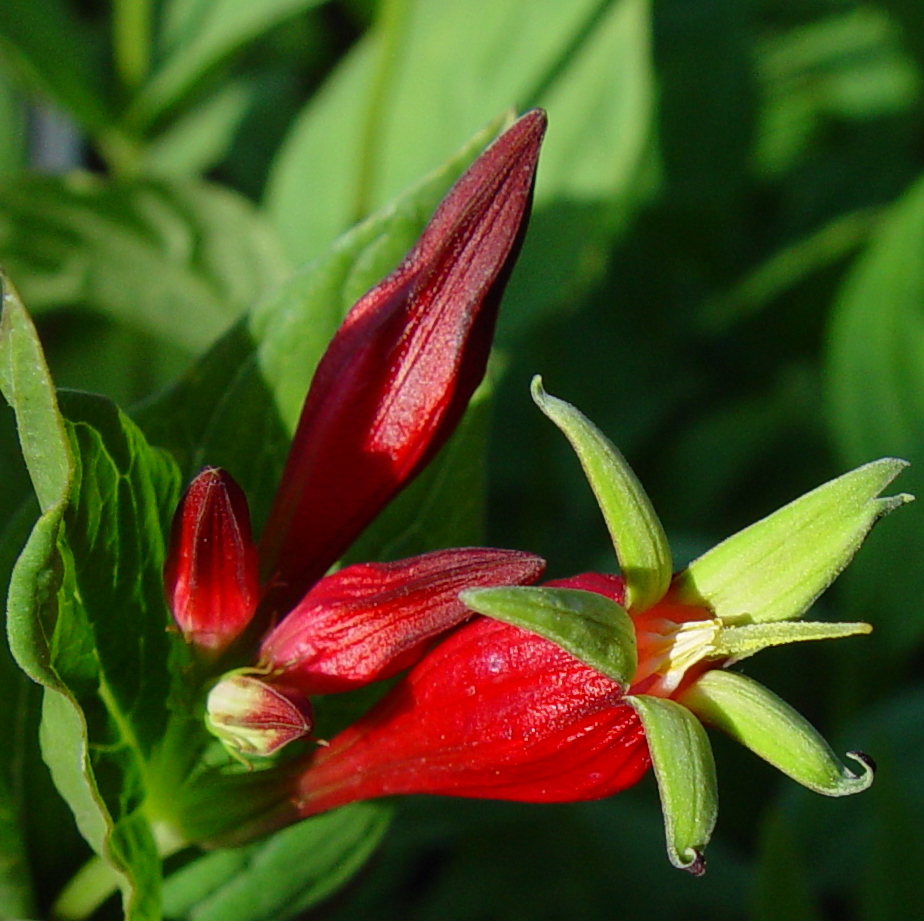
{"left": 260, "top": 110, "right": 547, "bottom": 610}
{"left": 164, "top": 467, "right": 259, "bottom": 655}
{"left": 260, "top": 548, "right": 545, "bottom": 694}
{"left": 293, "top": 617, "right": 649, "bottom": 817}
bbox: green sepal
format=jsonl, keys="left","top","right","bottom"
{"left": 674, "top": 458, "right": 912, "bottom": 624}
{"left": 460, "top": 586, "right": 637, "bottom": 688}
{"left": 626, "top": 694, "right": 717, "bottom": 875}
{"left": 715, "top": 620, "right": 872, "bottom": 662}
{"left": 678, "top": 669, "right": 875, "bottom": 796}
{"left": 530, "top": 376, "right": 671, "bottom": 613}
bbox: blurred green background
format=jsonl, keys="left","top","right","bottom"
{"left": 2, "top": 0, "right": 924, "bottom": 918}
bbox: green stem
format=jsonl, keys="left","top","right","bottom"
{"left": 351, "top": 0, "right": 413, "bottom": 225}
{"left": 51, "top": 856, "right": 120, "bottom": 921}
{"left": 113, "top": 0, "right": 153, "bottom": 92}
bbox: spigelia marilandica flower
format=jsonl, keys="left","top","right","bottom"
{"left": 162, "top": 111, "right": 548, "bottom": 762}
{"left": 288, "top": 376, "right": 912, "bottom": 875}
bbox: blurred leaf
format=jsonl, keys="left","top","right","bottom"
{"left": 266, "top": 0, "right": 655, "bottom": 327}
{"left": 754, "top": 8, "right": 920, "bottom": 177}
{"left": 162, "top": 803, "right": 390, "bottom": 921}
{"left": 140, "top": 79, "right": 257, "bottom": 177}
{"left": 701, "top": 208, "right": 881, "bottom": 332}
{"left": 0, "top": 71, "right": 25, "bottom": 178}
{"left": 826, "top": 170, "right": 924, "bottom": 655}
{"left": 753, "top": 810, "right": 823, "bottom": 921}
{"left": 0, "top": 175, "right": 289, "bottom": 352}
{"left": 133, "top": 0, "right": 328, "bottom": 127}
{"left": 765, "top": 688, "right": 924, "bottom": 917}
{"left": 0, "top": 0, "right": 114, "bottom": 133}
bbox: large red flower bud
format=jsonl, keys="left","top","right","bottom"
{"left": 164, "top": 467, "right": 259, "bottom": 655}
{"left": 260, "top": 548, "right": 546, "bottom": 695}
{"left": 259, "top": 110, "right": 548, "bottom": 612}
{"left": 291, "top": 616, "right": 649, "bottom": 817}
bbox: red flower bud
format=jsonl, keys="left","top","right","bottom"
{"left": 260, "top": 548, "right": 545, "bottom": 694}
{"left": 164, "top": 468, "right": 259, "bottom": 655}
{"left": 292, "top": 617, "right": 649, "bottom": 817}
{"left": 206, "top": 674, "right": 313, "bottom": 758}
{"left": 260, "top": 110, "right": 547, "bottom": 611}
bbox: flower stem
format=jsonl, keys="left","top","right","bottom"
{"left": 51, "top": 856, "right": 120, "bottom": 921}
{"left": 113, "top": 0, "right": 152, "bottom": 92}
{"left": 351, "top": 0, "right": 412, "bottom": 225}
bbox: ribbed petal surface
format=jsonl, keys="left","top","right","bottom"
{"left": 293, "top": 617, "right": 649, "bottom": 816}
{"left": 259, "top": 110, "right": 547, "bottom": 611}
{"left": 164, "top": 467, "right": 259, "bottom": 654}
{"left": 260, "top": 548, "right": 545, "bottom": 694}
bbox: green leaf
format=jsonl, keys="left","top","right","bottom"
{"left": 0, "top": 175, "right": 289, "bottom": 353}
{"left": 140, "top": 79, "right": 257, "bottom": 178}
{"left": 265, "top": 0, "right": 655, "bottom": 322}
{"left": 627, "top": 694, "right": 717, "bottom": 875}
{"left": 674, "top": 459, "right": 911, "bottom": 625}
{"left": 530, "top": 376, "right": 671, "bottom": 612}
{"left": 0, "top": 0, "right": 114, "bottom": 132}
{"left": 461, "top": 586, "right": 637, "bottom": 687}
{"left": 162, "top": 803, "right": 391, "bottom": 921}
{"left": 826, "top": 170, "right": 924, "bottom": 654}
{"left": 1, "top": 276, "right": 183, "bottom": 919}
{"left": 131, "top": 0, "right": 327, "bottom": 127}
{"left": 0, "top": 770, "right": 34, "bottom": 920}
{"left": 679, "top": 670, "right": 874, "bottom": 797}
{"left": 0, "top": 71, "right": 26, "bottom": 178}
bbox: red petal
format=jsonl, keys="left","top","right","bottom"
{"left": 164, "top": 468, "right": 259, "bottom": 655}
{"left": 259, "top": 110, "right": 547, "bottom": 612}
{"left": 260, "top": 548, "right": 545, "bottom": 694}
{"left": 292, "top": 617, "right": 649, "bottom": 816}
{"left": 544, "top": 571, "right": 626, "bottom": 602}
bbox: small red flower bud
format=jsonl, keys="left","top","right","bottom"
{"left": 291, "top": 617, "right": 649, "bottom": 817}
{"left": 259, "top": 110, "right": 548, "bottom": 611}
{"left": 164, "top": 467, "right": 259, "bottom": 655}
{"left": 206, "top": 674, "right": 313, "bottom": 758}
{"left": 260, "top": 548, "right": 545, "bottom": 694}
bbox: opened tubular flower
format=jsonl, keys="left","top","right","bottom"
{"left": 161, "top": 110, "right": 547, "bottom": 761}
{"left": 290, "top": 376, "right": 912, "bottom": 875}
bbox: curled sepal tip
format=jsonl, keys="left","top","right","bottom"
{"left": 627, "top": 694, "right": 718, "bottom": 874}
{"left": 674, "top": 458, "right": 913, "bottom": 626}
{"left": 461, "top": 586, "right": 637, "bottom": 687}
{"left": 678, "top": 669, "right": 875, "bottom": 796}
{"left": 530, "top": 376, "right": 671, "bottom": 613}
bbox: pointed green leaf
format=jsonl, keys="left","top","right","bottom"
{"left": 531, "top": 376, "right": 671, "bottom": 612}
{"left": 627, "top": 694, "right": 717, "bottom": 875}
{"left": 674, "top": 459, "right": 912, "bottom": 624}
{"left": 679, "top": 669, "right": 874, "bottom": 796}
{"left": 461, "top": 586, "right": 637, "bottom": 687}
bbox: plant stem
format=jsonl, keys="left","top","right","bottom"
{"left": 351, "top": 0, "right": 412, "bottom": 225}
{"left": 51, "top": 856, "right": 120, "bottom": 921}
{"left": 113, "top": 0, "right": 153, "bottom": 92}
